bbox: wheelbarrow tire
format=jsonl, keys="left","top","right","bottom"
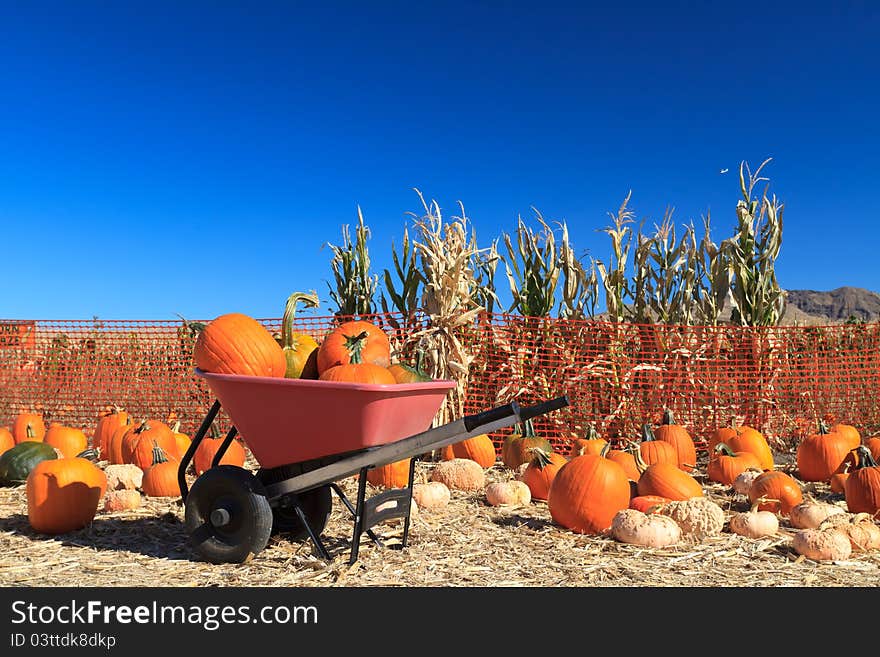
{"left": 270, "top": 485, "right": 333, "bottom": 540}
{"left": 184, "top": 465, "right": 273, "bottom": 564}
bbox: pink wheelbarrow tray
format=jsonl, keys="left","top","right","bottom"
{"left": 178, "top": 368, "right": 570, "bottom": 565}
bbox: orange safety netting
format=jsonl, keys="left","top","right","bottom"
{"left": 1, "top": 314, "right": 879, "bottom": 457}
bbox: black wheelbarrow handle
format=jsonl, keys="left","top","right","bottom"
{"left": 262, "top": 394, "right": 570, "bottom": 501}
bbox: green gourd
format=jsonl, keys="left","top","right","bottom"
{"left": 0, "top": 441, "right": 58, "bottom": 485}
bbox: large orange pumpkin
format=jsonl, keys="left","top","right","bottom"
{"left": 194, "top": 312, "right": 287, "bottom": 378}
{"left": 830, "top": 423, "right": 861, "bottom": 452}
{"left": 865, "top": 435, "right": 880, "bottom": 463}
{"left": 26, "top": 456, "right": 107, "bottom": 534}
{"left": 316, "top": 320, "right": 391, "bottom": 375}
{"left": 796, "top": 421, "right": 853, "bottom": 482}
{"left": 43, "top": 423, "right": 89, "bottom": 459}
{"left": 547, "top": 454, "right": 630, "bottom": 534}
{"left": 653, "top": 409, "right": 697, "bottom": 473}
{"left": 319, "top": 361, "right": 396, "bottom": 384}
{"left": 636, "top": 424, "right": 679, "bottom": 467}
{"left": 141, "top": 446, "right": 181, "bottom": 498}
{"left": 726, "top": 426, "right": 775, "bottom": 471}
{"left": 13, "top": 412, "right": 45, "bottom": 444}
{"left": 707, "top": 443, "right": 763, "bottom": 486}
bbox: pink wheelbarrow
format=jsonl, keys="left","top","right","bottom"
{"left": 178, "top": 368, "right": 569, "bottom": 565}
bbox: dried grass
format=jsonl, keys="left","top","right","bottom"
{"left": 1, "top": 452, "right": 878, "bottom": 588}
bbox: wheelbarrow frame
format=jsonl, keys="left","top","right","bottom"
{"left": 177, "top": 394, "right": 570, "bottom": 565}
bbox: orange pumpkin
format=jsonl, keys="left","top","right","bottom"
{"left": 653, "top": 409, "right": 697, "bottom": 473}
{"left": 629, "top": 495, "right": 671, "bottom": 513}
{"left": 706, "top": 443, "right": 763, "bottom": 486}
{"left": 43, "top": 423, "right": 89, "bottom": 459}
{"left": 636, "top": 424, "right": 679, "bottom": 467}
{"left": 520, "top": 447, "right": 567, "bottom": 501}
{"left": 796, "top": 421, "right": 853, "bottom": 482}
{"left": 844, "top": 445, "right": 880, "bottom": 516}
{"left": 13, "top": 412, "right": 45, "bottom": 444}
{"left": 547, "top": 454, "right": 630, "bottom": 535}
{"left": 316, "top": 320, "right": 391, "bottom": 375}
{"left": 0, "top": 426, "right": 14, "bottom": 456}
{"left": 636, "top": 461, "right": 704, "bottom": 501}
{"left": 726, "top": 426, "right": 775, "bottom": 471}
{"left": 194, "top": 312, "right": 287, "bottom": 378}
{"left": 366, "top": 458, "right": 412, "bottom": 488}
{"left": 106, "top": 422, "right": 133, "bottom": 465}
{"left": 192, "top": 424, "right": 247, "bottom": 475}
{"left": 319, "top": 362, "right": 396, "bottom": 384}
{"left": 446, "top": 434, "right": 497, "bottom": 468}
{"left": 93, "top": 406, "right": 131, "bottom": 457}
{"left": 121, "top": 421, "right": 177, "bottom": 470}
{"left": 26, "top": 456, "right": 107, "bottom": 534}
{"left": 830, "top": 423, "right": 861, "bottom": 451}
{"left": 866, "top": 435, "right": 880, "bottom": 463}
{"left": 141, "top": 446, "right": 181, "bottom": 498}
{"left": 567, "top": 424, "right": 607, "bottom": 458}
{"left": 170, "top": 421, "right": 192, "bottom": 460}
{"left": 748, "top": 471, "right": 803, "bottom": 516}
{"left": 603, "top": 442, "right": 641, "bottom": 482}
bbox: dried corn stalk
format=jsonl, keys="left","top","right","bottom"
{"left": 403, "top": 190, "right": 487, "bottom": 425}
{"left": 325, "top": 206, "right": 379, "bottom": 319}
{"left": 723, "top": 158, "right": 786, "bottom": 326}
{"left": 692, "top": 212, "right": 730, "bottom": 325}
{"left": 595, "top": 192, "right": 635, "bottom": 323}
{"left": 558, "top": 221, "right": 599, "bottom": 320}
{"left": 502, "top": 209, "right": 560, "bottom": 317}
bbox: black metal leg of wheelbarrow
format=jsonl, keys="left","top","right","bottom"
{"left": 348, "top": 467, "right": 371, "bottom": 564}
{"left": 286, "top": 492, "right": 332, "bottom": 561}
{"left": 328, "top": 482, "right": 384, "bottom": 550}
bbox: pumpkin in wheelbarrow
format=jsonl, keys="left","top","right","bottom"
{"left": 194, "top": 313, "right": 287, "bottom": 378}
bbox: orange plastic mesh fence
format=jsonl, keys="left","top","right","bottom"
{"left": 1, "top": 315, "right": 878, "bottom": 457}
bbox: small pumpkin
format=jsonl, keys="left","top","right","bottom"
{"left": 485, "top": 480, "right": 532, "bottom": 507}
{"left": 567, "top": 423, "right": 607, "bottom": 458}
{"left": 844, "top": 445, "right": 880, "bottom": 516}
{"left": 718, "top": 421, "right": 775, "bottom": 471}
{"left": 12, "top": 412, "right": 45, "bottom": 444}
{"left": 412, "top": 481, "right": 450, "bottom": 509}
{"left": 318, "top": 360, "right": 397, "bottom": 384}
{"left": 547, "top": 453, "right": 631, "bottom": 535}
{"left": 826, "top": 513, "right": 880, "bottom": 551}
{"left": 729, "top": 502, "right": 780, "bottom": 539}
{"left": 26, "top": 455, "right": 108, "bottom": 534}
{"left": 706, "top": 443, "right": 762, "bottom": 486}
{"left": 733, "top": 468, "right": 763, "bottom": 496}
{"left": 865, "top": 435, "right": 880, "bottom": 462}
{"left": 610, "top": 508, "right": 682, "bottom": 547}
{"left": 103, "top": 489, "right": 143, "bottom": 512}
{"left": 194, "top": 312, "right": 287, "bottom": 378}
{"left": 658, "top": 498, "right": 725, "bottom": 538}
{"left": 122, "top": 420, "right": 178, "bottom": 471}
{"left": 629, "top": 495, "right": 671, "bottom": 514}
{"left": 748, "top": 471, "right": 803, "bottom": 516}
{"left": 635, "top": 424, "right": 679, "bottom": 468}
{"left": 316, "top": 320, "right": 391, "bottom": 375}
{"left": 603, "top": 441, "right": 641, "bottom": 482}
{"left": 653, "top": 409, "right": 697, "bottom": 473}
{"left": 431, "top": 458, "right": 485, "bottom": 491}
{"left": 788, "top": 500, "right": 846, "bottom": 530}
{"left": 0, "top": 441, "right": 59, "bottom": 485}
{"left": 104, "top": 463, "right": 144, "bottom": 491}
{"left": 519, "top": 447, "right": 567, "bottom": 501}
{"left": 170, "top": 420, "right": 192, "bottom": 461}
{"left": 634, "top": 449, "right": 704, "bottom": 501}
{"left": 43, "top": 423, "right": 89, "bottom": 459}
{"left": 366, "top": 458, "right": 412, "bottom": 488}
{"left": 791, "top": 527, "right": 852, "bottom": 562}
{"left": 830, "top": 460, "right": 852, "bottom": 495}
{"left": 141, "top": 445, "right": 181, "bottom": 497}
{"left": 388, "top": 352, "right": 433, "bottom": 384}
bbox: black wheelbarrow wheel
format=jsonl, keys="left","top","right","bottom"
{"left": 184, "top": 465, "right": 273, "bottom": 564}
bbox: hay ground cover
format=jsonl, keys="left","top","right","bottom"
{"left": 1, "top": 451, "right": 877, "bottom": 588}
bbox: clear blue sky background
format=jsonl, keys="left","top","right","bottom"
{"left": 1, "top": 1, "right": 878, "bottom": 320}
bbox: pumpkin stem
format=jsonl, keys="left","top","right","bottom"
{"left": 170, "top": 420, "right": 181, "bottom": 433}
{"left": 712, "top": 442, "right": 736, "bottom": 459}
{"left": 641, "top": 423, "right": 658, "bottom": 443}
{"left": 151, "top": 442, "right": 169, "bottom": 467}
{"left": 817, "top": 419, "right": 830, "bottom": 435}
{"left": 522, "top": 419, "right": 537, "bottom": 438}
{"left": 633, "top": 445, "right": 649, "bottom": 474}
{"left": 661, "top": 408, "right": 675, "bottom": 426}
{"left": 585, "top": 423, "right": 600, "bottom": 441}
{"left": 281, "top": 291, "right": 320, "bottom": 348}
{"left": 851, "top": 445, "right": 878, "bottom": 470}
{"left": 75, "top": 448, "right": 100, "bottom": 461}
{"left": 527, "top": 446, "right": 553, "bottom": 470}
{"left": 599, "top": 442, "right": 611, "bottom": 458}
{"left": 209, "top": 422, "right": 222, "bottom": 440}
{"left": 26, "top": 424, "right": 35, "bottom": 439}
{"left": 343, "top": 331, "right": 370, "bottom": 365}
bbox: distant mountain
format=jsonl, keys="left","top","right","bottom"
{"left": 784, "top": 286, "right": 880, "bottom": 323}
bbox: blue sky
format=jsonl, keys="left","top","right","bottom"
{"left": 1, "top": 1, "right": 878, "bottom": 320}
